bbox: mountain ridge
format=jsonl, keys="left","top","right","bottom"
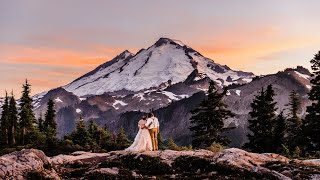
{"left": 62, "top": 37, "right": 255, "bottom": 97}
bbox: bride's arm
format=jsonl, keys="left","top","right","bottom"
{"left": 138, "top": 120, "right": 145, "bottom": 129}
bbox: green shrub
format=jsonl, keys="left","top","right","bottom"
{"left": 281, "top": 144, "right": 290, "bottom": 157}
{"left": 207, "top": 142, "right": 225, "bottom": 153}
{"left": 292, "top": 146, "right": 301, "bottom": 159}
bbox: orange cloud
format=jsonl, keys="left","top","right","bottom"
{"left": 0, "top": 43, "right": 127, "bottom": 96}
{"left": 194, "top": 25, "right": 320, "bottom": 71}
{"left": 0, "top": 44, "right": 123, "bottom": 68}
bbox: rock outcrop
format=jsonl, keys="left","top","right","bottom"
{"left": 0, "top": 149, "right": 59, "bottom": 180}
{"left": 1, "top": 148, "right": 320, "bottom": 179}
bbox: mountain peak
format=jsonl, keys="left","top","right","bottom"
{"left": 115, "top": 50, "right": 133, "bottom": 60}
{"left": 64, "top": 38, "right": 254, "bottom": 96}
{"left": 154, "top": 37, "right": 185, "bottom": 47}
{"left": 284, "top": 66, "right": 311, "bottom": 76}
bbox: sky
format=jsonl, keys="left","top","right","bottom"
{"left": 1, "top": 0, "right": 320, "bottom": 96}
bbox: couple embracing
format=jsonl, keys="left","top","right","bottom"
{"left": 126, "top": 113, "right": 160, "bottom": 152}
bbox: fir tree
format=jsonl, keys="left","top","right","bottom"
{"left": 116, "top": 127, "right": 131, "bottom": 150}
{"left": 286, "top": 91, "right": 302, "bottom": 150}
{"left": 70, "top": 117, "right": 91, "bottom": 147}
{"left": 18, "top": 80, "right": 36, "bottom": 145}
{"left": 243, "top": 85, "right": 278, "bottom": 153}
{"left": 42, "top": 99, "right": 58, "bottom": 151}
{"left": 273, "top": 111, "right": 286, "bottom": 153}
{"left": 98, "top": 127, "right": 113, "bottom": 150}
{"left": 304, "top": 51, "right": 320, "bottom": 152}
{"left": 43, "top": 99, "right": 57, "bottom": 137}
{"left": 88, "top": 120, "right": 97, "bottom": 138}
{"left": 38, "top": 114, "right": 44, "bottom": 132}
{"left": 8, "top": 92, "right": 18, "bottom": 145}
{"left": 189, "top": 81, "right": 235, "bottom": 148}
{"left": 88, "top": 120, "right": 113, "bottom": 150}
{"left": 0, "top": 92, "right": 9, "bottom": 146}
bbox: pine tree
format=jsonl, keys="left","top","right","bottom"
{"left": 70, "top": 117, "right": 91, "bottom": 147}
{"left": 243, "top": 84, "right": 278, "bottom": 153}
{"left": 88, "top": 120, "right": 97, "bottom": 138}
{"left": 42, "top": 99, "right": 58, "bottom": 151}
{"left": 304, "top": 51, "right": 320, "bottom": 153}
{"left": 273, "top": 111, "right": 286, "bottom": 153}
{"left": 88, "top": 120, "right": 113, "bottom": 150}
{"left": 8, "top": 92, "right": 18, "bottom": 145}
{"left": 18, "top": 80, "right": 36, "bottom": 145}
{"left": 98, "top": 127, "right": 113, "bottom": 150}
{"left": 189, "top": 81, "right": 235, "bottom": 148}
{"left": 286, "top": 91, "right": 302, "bottom": 150}
{"left": 43, "top": 99, "right": 57, "bottom": 137}
{"left": 38, "top": 114, "right": 44, "bottom": 132}
{"left": 116, "top": 127, "right": 131, "bottom": 150}
{"left": 0, "top": 92, "right": 10, "bottom": 146}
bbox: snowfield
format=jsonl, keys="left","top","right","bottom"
{"left": 63, "top": 38, "right": 254, "bottom": 97}
{"left": 112, "top": 100, "right": 128, "bottom": 110}
{"left": 54, "top": 97, "right": 63, "bottom": 103}
{"left": 76, "top": 108, "right": 82, "bottom": 114}
{"left": 295, "top": 71, "right": 310, "bottom": 80}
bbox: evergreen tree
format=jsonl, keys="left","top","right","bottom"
{"left": 42, "top": 99, "right": 58, "bottom": 151}
{"left": 304, "top": 51, "right": 320, "bottom": 152}
{"left": 18, "top": 80, "right": 36, "bottom": 145}
{"left": 43, "top": 99, "right": 57, "bottom": 136}
{"left": 286, "top": 91, "right": 302, "bottom": 150}
{"left": 8, "top": 92, "right": 18, "bottom": 145}
{"left": 0, "top": 92, "right": 9, "bottom": 146}
{"left": 70, "top": 117, "right": 91, "bottom": 147}
{"left": 88, "top": 120, "right": 113, "bottom": 150}
{"left": 243, "top": 84, "right": 278, "bottom": 153}
{"left": 38, "top": 114, "right": 44, "bottom": 132}
{"left": 88, "top": 120, "right": 97, "bottom": 138}
{"left": 189, "top": 81, "right": 235, "bottom": 148}
{"left": 98, "top": 127, "right": 113, "bottom": 150}
{"left": 273, "top": 111, "right": 286, "bottom": 153}
{"left": 116, "top": 127, "right": 131, "bottom": 150}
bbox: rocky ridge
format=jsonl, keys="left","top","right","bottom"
{"left": 1, "top": 148, "right": 320, "bottom": 179}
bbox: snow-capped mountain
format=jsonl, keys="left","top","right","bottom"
{"left": 26, "top": 38, "right": 312, "bottom": 147}
{"left": 63, "top": 38, "right": 254, "bottom": 97}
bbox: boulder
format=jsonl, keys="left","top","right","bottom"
{"left": 0, "top": 149, "right": 59, "bottom": 180}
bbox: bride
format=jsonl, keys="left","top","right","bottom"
{"left": 125, "top": 115, "right": 153, "bottom": 152}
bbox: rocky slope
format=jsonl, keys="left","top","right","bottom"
{"left": 30, "top": 66, "right": 311, "bottom": 148}
{"left": 1, "top": 148, "right": 320, "bottom": 179}
{"left": 223, "top": 66, "right": 312, "bottom": 146}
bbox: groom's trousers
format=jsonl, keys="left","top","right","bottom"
{"left": 149, "top": 128, "right": 158, "bottom": 151}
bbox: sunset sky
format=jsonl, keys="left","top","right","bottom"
{"left": 1, "top": 0, "right": 320, "bottom": 96}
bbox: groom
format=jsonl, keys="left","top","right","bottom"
{"left": 145, "top": 113, "right": 159, "bottom": 151}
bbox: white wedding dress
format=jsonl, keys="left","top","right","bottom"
{"left": 125, "top": 120, "right": 153, "bottom": 152}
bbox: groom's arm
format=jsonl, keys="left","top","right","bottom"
{"left": 145, "top": 118, "right": 152, "bottom": 128}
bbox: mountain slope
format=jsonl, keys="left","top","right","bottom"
{"left": 27, "top": 38, "right": 312, "bottom": 147}
{"left": 63, "top": 38, "right": 254, "bottom": 97}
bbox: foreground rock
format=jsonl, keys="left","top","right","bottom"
{"left": 1, "top": 148, "right": 320, "bottom": 179}
{"left": 0, "top": 149, "right": 60, "bottom": 179}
